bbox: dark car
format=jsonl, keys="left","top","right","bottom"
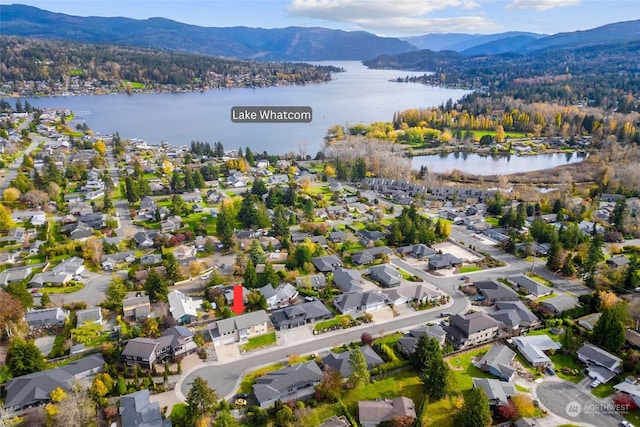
{"left": 545, "top": 366, "right": 556, "bottom": 376}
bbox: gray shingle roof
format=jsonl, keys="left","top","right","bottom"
{"left": 253, "top": 361, "right": 323, "bottom": 406}
{"left": 474, "top": 280, "right": 519, "bottom": 301}
{"left": 119, "top": 389, "right": 171, "bottom": 427}
{"left": 322, "top": 346, "right": 384, "bottom": 377}
{"left": 472, "top": 378, "right": 516, "bottom": 405}
{"left": 212, "top": 310, "right": 269, "bottom": 335}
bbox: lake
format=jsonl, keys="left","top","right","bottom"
{"left": 17, "top": 61, "right": 469, "bottom": 156}
{"left": 412, "top": 151, "right": 587, "bottom": 176}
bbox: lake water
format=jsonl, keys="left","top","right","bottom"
{"left": 17, "top": 61, "right": 469, "bottom": 156}
{"left": 412, "top": 151, "right": 587, "bottom": 176}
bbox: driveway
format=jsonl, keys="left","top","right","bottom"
{"left": 50, "top": 273, "right": 111, "bottom": 307}
{"left": 537, "top": 378, "right": 625, "bottom": 426}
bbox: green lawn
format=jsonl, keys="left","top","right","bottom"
{"left": 549, "top": 353, "right": 584, "bottom": 383}
{"left": 527, "top": 273, "right": 552, "bottom": 286}
{"left": 446, "top": 345, "right": 495, "bottom": 393}
{"left": 314, "top": 315, "right": 352, "bottom": 332}
{"left": 485, "top": 217, "right": 499, "bottom": 227}
{"left": 515, "top": 384, "right": 530, "bottom": 393}
{"left": 240, "top": 332, "right": 276, "bottom": 351}
{"left": 459, "top": 266, "right": 482, "bottom": 273}
{"left": 591, "top": 382, "right": 614, "bottom": 398}
{"left": 41, "top": 282, "right": 84, "bottom": 294}
{"left": 624, "top": 409, "right": 640, "bottom": 426}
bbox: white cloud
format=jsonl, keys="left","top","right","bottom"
{"left": 506, "top": 0, "right": 581, "bottom": 11}
{"left": 286, "top": 0, "right": 489, "bottom": 34}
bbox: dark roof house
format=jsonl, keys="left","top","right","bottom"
{"left": 253, "top": 361, "right": 323, "bottom": 408}
{"left": 322, "top": 346, "right": 384, "bottom": 377}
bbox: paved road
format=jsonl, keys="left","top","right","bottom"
{"left": 537, "top": 379, "right": 624, "bottom": 426}
{"left": 49, "top": 273, "right": 112, "bottom": 307}
{"left": 0, "top": 119, "right": 41, "bottom": 193}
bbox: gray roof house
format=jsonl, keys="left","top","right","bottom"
{"left": 4, "top": 354, "right": 104, "bottom": 411}
{"left": 351, "top": 246, "right": 392, "bottom": 266}
{"left": 119, "top": 389, "right": 172, "bottom": 427}
{"left": 512, "top": 335, "right": 561, "bottom": 367}
{"left": 506, "top": 275, "right": 553, "bottom": 298}
{"left": 540, "top": 295, "right": 579, "bottom": 315}
{"left": 577, "top": 343, "right": 623, "bottom": 383}
{"left": 270, "top": 300, "right": 333, "bottom": 330}
{"left": 428, "top": 253, "right": 462, "bottom": 270}
{"left": 322, "top": 346, "right": 384, "bottom": 377}
{"left": 76, "top": 307, "right": 103, "bottom": 327}
{"left": 258, "top": 283, "right": 299, "bottom": 309}
{"left": 368, "top": 264, "right": 401, "bottom": 288}
{"left": 123, "top": 295, "right": 151, "bottom": 320}
{"left": 101, "top": 251, "right": 136, "bottom": 271}
{"left": 475, "top": 344, "right": 516, "bottom": 381}
{"left": 444, "top": 312, "right": 499, "bottom": 350}
{"left": 333, "top": 268, "right": 365, "bottom": 293}
{"left": 122, "top": 338, "right": 166, "bottom": 369}
{"left": 25, "top": 307, "right": 69, "bottom": 329}
{"left": 491, "top": 301, "right": 540, "bottom": 331}
{"left": 472, "top": 378, "right": 516, "bottom": 407}
{"left": 0, "top": 266, "right": 32, "bottom": 285}
{"left": 168, "top": 289, "right": 201, "bottom": 324}
{"left": 51, "top": 256, "right": 85, "bottom": 275}
{"left": 333, "top": 290, "right": 386, "bottom": 315}
{"left": 396, "top": 243, "right": 436, "bottom": 260}
{"left": 358, "top": 396, "right": 416, "bottom": 427}
{"left": 397, "top": 325, "right": 447, "bottom": 356}
{"left": 29, "top": 271, "right": 72, "bottom": 288}
{"left": 207, "top": 310, "right": 270, "bottom": 346}
{"left": 474, "top": 280, "right": 519, "bottom": 303}
{"left": 253, "top": 361, "right": 323, "bottom": 408}
{"left": 311, "top": 255, "right": 342, "bottom": 272}
{"left": 384, "top": 283, "right": 441, "bottom": 307}
{"left": 295, "top": 274, "right": 327, "bottom": 289}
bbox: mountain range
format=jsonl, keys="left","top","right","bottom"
{"left": 1, "top": 4, "right": 639, "bottom": 61}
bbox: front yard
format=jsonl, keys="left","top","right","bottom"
{"left": 240, "top": 332, "right": 276, "bottom": 351}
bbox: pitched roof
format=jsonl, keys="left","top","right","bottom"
{"left": 477, "top": 344, "right": 516, "bottom": 380}
{"left": 253, "top": 361, "right": 323, "bottom": 406}
{"left": 368, "top": 264, "right": 401, "bottom": 287}
{"left": 577, "top": 343, "right": 622, "bottom": 371}
{"left": 311, "top": 255, "right": 342, "bottom": 272}
{"left": 450, "top": 312, "right": 499, "bottom": 335}
{"left": 492, "top": 301, "right": 539, "bottom": 328}
{"left": 474, "top": 280, "right": 519, "bottom": 301}
{"left": 119, "top": 389, "right": 171, "bottom": 427}
{"left": 472, "top": 378, "right": 516, "bottom": 405}
{"left": 122, "top": 338, "right": 159, "bottom": 360}
{"left": 507, "top": 274, "right": 552, "bottom": 297}
{"left": 358, "top": 396, "right": 416, "bottom": 425}
{"left": 540, "top": 295, "right": 579, "bottom": 313}
{"left": 333, "top": 268, "right": 364, "bottom": 293}
{"left": 322, "top": 346, "right": 384, "bottom": 377}
{"left": 76, "top": 307, "right": 102, "bottom": 326}
{"left": 168, "top": 289, "right": 200, "bottom": 321}
{"left": 210, "top": 310, "right": 269, "bottom": 336}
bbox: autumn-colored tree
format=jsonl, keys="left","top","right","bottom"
{"left": 495, "top": 125, "right": 506, "bottom": 143}
{"left": 315, "top": 368, "right": 343, "bottom": 402}
{"left": 613, "top": 392, "right": 638, "bottom": 410}
{"left": 361, "top": 332, "right": 374, "bottom": 346}
{"left": 390, "top": 415, "right": 416, "bottom": 427}
{"left": 598, "top": 290, "right": 618, "bottom": 309}
{"left": 50, "top": 387, "right": 67, "bottom": 403}
{"left": 496, "top": 402, "right": 519, "bottom": 419}
{"left": 0, "top": 204, "right": 15, "bottom": 230}
{"left": 93, "top": 140, "right": 107, "bottom": 156}
{"left": 82, "top": 236, "right": 103, "bottom": 267}
{"left": 2, "top": 187, "right": 20, "bottom": 203}
{"left": 0, "top": 289, "right": 25, "bottom": 338}
{"left": 511, "top": 393, "right": 535, "bottom": 417}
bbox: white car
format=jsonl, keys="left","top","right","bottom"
{"left": 590, "top": 379, "right": 601, "bottom": 388}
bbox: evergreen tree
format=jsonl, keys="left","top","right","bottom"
{"left": 138, "top": 177, "right": 152, "bottom": 197}
{"left": 124, "top": 176, "right": 140, "bottom": 203}
{"left": 454, "top": 387, "right": 492, "bottom": 427}
{"left": 348, "top": 348, "right": 370, "bottom": 388}
{"left": 592, "top": 308, "right": 625, "bottom": 353}
{"left": 243, "top": 261, "right": 258, "bottom": 289}
{"left": 251, "top": 177, "right": 268, "bottom": 196}
{"left": 144, "top": 268, "right": 168, "bottom": 302}
{"left": 612, "top": 197, "right": 627, "bottom": 232}
{"left": 412, "top": 336, "right": 449, "bottom": 400}
{"left": 259, "top": 262, "right": 279, "bottom": 287}
{"left": 216, "top": 204, "right": 234, "bottom": 248}
{"left": 582, "top": 231, "right": 604, "bottom": 288}
{"left": 622, "top": 255, "right": 639, "bottom": 290}
{"left": 186, "top": 376, "right": 219, "bottom": 422}
{"left": 171, "top": 194, "right": 186, "bottom": 216}
{"left": 102, "top": 191, "right": 113, "bottom": 212}
{"left": 247, "top": 239, "right": 266, "bottom": 266}
{"left": 192, "top": 169, "right": 205, "bottom": 189}
{"left": 6, "top": 338, "right": 46, "bottom": 376}
{"left": 163, "top": 252, "right": 181, "bottom": 282}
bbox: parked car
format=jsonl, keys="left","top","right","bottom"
{"left": 590, "top": 379, "right": 601, "bottom": 388}
{"left": 619, "top": 421, "right": 633, "bottom": 427}
{"left": 440, "top": 312, "right": 452, "bottom": 318}
{"left": 304, "top": 296, "right": 316, "bottom": 302}
{"left": 459, "top": 275, "right": 470, "bottom": 280}
{"left": 474, "top": 295, "right": 486, "bottom": 302}
{"left": 234, "top": 398, "right": 247, "bottom": 406}
{"left": 73, "top": 274, "right": 83, "bottom": 281}
{"left": 201, "top": 274, "right": 210, "bottom": 281}
{"left": 545, "top": 366, "right": 556, "bottom": 376}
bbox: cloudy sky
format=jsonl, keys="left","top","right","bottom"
{"left": 1, "top": 0, "right": 638, "bottom": 36}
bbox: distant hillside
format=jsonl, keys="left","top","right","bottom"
{"left": 460, "top": 35, "right": 540, "bottom": 55}
{"left": 0, "top": 4, "right": 416, "bottom": 61}
{"left": 403, "top": 31, "right": 544, "bottom": 52}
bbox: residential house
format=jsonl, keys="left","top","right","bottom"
{"left": 51, "top": 256, "right": 85, "bottom": 276}
{"left": 258, "top": 283, "right": 299, "bottom": 309}
{"left": 138, "top": 196, "right": 157, "bottom": 216}
{"left": 326, "top": 205, "right": 348, "bottom": 218}
{"left": 511, "top": 335, "right": 561, "bottom": 367}
{"left": 506, "top": 275, "right": 553, "bottom": 298}
{"left": 173, "top": 244, "right": 197, "bottom": 263}
{"left": 28, "top": 271, "right": 72, "bottom": 288}
{"left": 428, "top": 253, "right": 463, "bottom": 270}
{"left": 78, "top": 212, "right": 105, "bottom": 229}
{"left": 134, "top": 231, "right": 155, "bottom": 248}
{"left": 444, "top": 312, "right": 499, "bottom": 349}
{"left": 358, "top": 397, "right": 416, "bottom": 427}
{"left": 396, "top": 243, "right": 436, "bottom": 260}
{"left": 122, "top": 338, "right": 165, "bottom": 369}
{"left": 475, "top": 344, "right": 516, "bottom": 381}
{"left": 140, "top": 254, "right": 163, "bottom": 266}
{"left": 333, "top": 290, "right": 386, "bottom": 315}
{"left": 161, "top": 215, "right": 182, "bottom": 233}
{"left": 606, "top": 255, "right": 630, "bottom": 268}
{"left": 66, "top": 222, "right": 94, "bottom": 241}
{"left": 368, "top": 264, "right": 401, "bottom": 288}
{"left": 613, "top": 381, "right": 640, "bottom": 407}
{"left": 328, "top": 231, "right": 346, "bottom": 243}
{"left": 491, "top": 301, "right": 540, "bottom": 333}
{"left": 207, "top": 310, "right": 270, "bottom": 346}
{"left": 181, "top": 191, "right": 202, "bottom": 204}
{"left": 76, "top": 307, "right": 103, "bottom": 327}
{"left": 0, "top": 267, "right": 32, "bottom": 286}
{"left": 168, "top": 289, "right": 201, "bottom": 324}
{"left": 135, "top": 266, "right": 167, "bottom": 284}
{"left": 350, "top": 246, "right": 392, "bottom": 266}
{"left": 540, "top": 295, "right": 579, "bottom": 315}
{"left": 577, "top": 343, "right": 623, "bottom": 384}
{"left": 159, "top": 326, "right": 198, "bottom": 360}
{"left": 295, "top": 274, "right": 327, "bottom": 289}
{"left": 626, "top": 329, "right": 640, "bottom": 350}
{"left": 474, "top": 280, "right": 519, "bottom": 303}
{"left": 0, "top": 227, "right": 26, "bottom": 245}
{"left": 253, "top": 361, "right": 323, "bottom": 408}
{"left": 333, "top": 268, "right": 365, "bottom": 293}
{"left": 25, "top": 307, "right": 69, "bottom": 329}
{"left": 270, "top": 300, "right": 333, "bottom": 330}
{"left": 4, "top": 355, "right": 104, "bottom": 411}
{"left": 101, "top": 251, "right": 136, "bottom": 271}
{"left": 118, "top": 389, "right": 172, "bottom": 427}
{"left": 384, "top": 283, "right": 441, "bottom": 307}
{"left": 322, "top": 346, "right": 384, "bottom": 377}
{"left": 357, "top": 229, "right": 386, "bottom": 246}
{"left": 577, "top": 313, "right": 602, "bottom": 331}
{"left": 311, "top": 255, "right": 342, "bottom": 272}
{"left": 396, "top": 325, "right": 447, "bottom": 357}
{"left": 317, "top": 415, "right": 350, "bottom": 427}
{"left": 472, "top": 378, "right": 516, "bottom": 408}
{"left": 123, "top": 295, "right": 152, "bottom": 321}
